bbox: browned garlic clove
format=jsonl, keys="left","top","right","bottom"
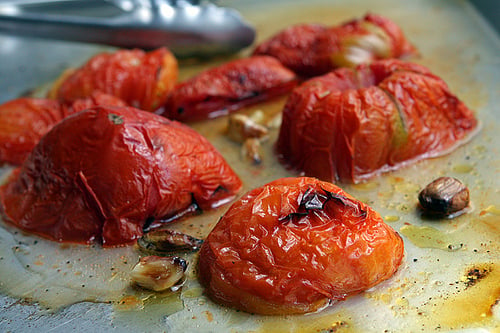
{"left": 418, "top": 177, "right": 470, "bottom": 216}
{"left": 138, "top": 229, "right": 203, "bottom": 255}
{"left": 241, "top": 138, "right": 263, "bottom": 165}
{"left": 131, "top": 256, "right": 187, "bottom": 292}
{"left": 226, "top": 114, "right": 269, "bottom": 143}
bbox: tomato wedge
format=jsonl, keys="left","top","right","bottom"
{"left": 50, "top": 48, "right": 178, "bottom": 111}
{"left": 276, "top": 59, "right": 479, "bottom": 183}
{"left": 0, "top": 106, "right": 242, "bottom": 246}
{"left": 253, "top": 14, "right": 417, "bottom": 77}
{"left": 199, "top": 177, "right": 404, "bottom": 315}
{"left": 162, "top": 56, "right": 297, "bottom": 122}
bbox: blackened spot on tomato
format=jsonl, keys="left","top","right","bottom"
{"left": 280, "top": 187, "right": 367, "bottom": 223}
{"left": 237, "top": 74, "right": 247, "bottom": 84}
{"left": 213, "top": 185, "right": 228, "bottom": 196}
{"left": 323, "top": 188, "right": 367, "bottom": 218}
{"left": 177, "top": 107, "right": 184, "bottom": 114}
{"left": 301, "top": 187, "right": 328, "bottom": 210}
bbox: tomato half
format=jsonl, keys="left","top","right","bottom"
{"left": 51, "top": 48, "right": 178, "bottom": 111}
{"left": 0, "top": 93, "right": 126, "bottom": 166}
{"left": 0, "top": 106, "right": 242, "bottom": 246}
{"left": 162, "top": 56, "right": 297, "bottom": 122}
{"left": 253, "top": 14, "right": 417, "bottom": 77}
{"left": 199, "top": 177, "right": 404, "bottom": 315}
{"left": 276, "top": 59, "right": 478, "bottom": 183}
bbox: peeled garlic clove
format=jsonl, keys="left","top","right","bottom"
{"left": 131, "top": 256, "right": 187, "bottom": 292}
{"left": 138, "top": 229, "right": 203, "bottom": 255}
{"left": 418, "top": 177, "right": 470, "bottom": 216}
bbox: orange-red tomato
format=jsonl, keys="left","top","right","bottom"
{"left": 162, "top": 56, "right": 297, "bottom": 122}
{"left": 51, "top": 48, "right": 178, "bottom": 111}
{"left": 253, "top": 14, "right": 416, "bottom": 77}
{"left": 276, "top": 59, "right": 479, "bottom": 183}
{"left": 0, "top": 106, "right": 242, "bottom": 246}
{"left": 0, "top": 93, "right": 126, "bottom": 166}
{"left": 199, "top": 177, "right": 404, "bottom": 315}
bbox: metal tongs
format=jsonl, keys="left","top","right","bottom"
{"left": 0, "top": 0, "right": 256, "bottom": 58}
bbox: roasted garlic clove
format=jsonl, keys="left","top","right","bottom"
{"left": 138, "top": 229, "right": 203, "bottom": 255}
{"left": 131, "top": 256, "right": 187, "bottom": 292}
{"left": 331, "top": 22, "right": 391, "bottom": 68}
{"left": 418, "top": 177, "right": 470, "bottom": 216}
{"left": 226, "top": 114, "right": 269, "bottom": 143}
{"left": 241, "top": 138, "right": 263, "bottom": 165}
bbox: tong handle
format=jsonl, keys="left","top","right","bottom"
{"left": 0, "top": 0, "right": 256, "bottom": 58}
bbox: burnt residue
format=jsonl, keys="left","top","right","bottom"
{"left": 279, "top": 187, "right": 367, "bottom": 223}
{"left": 464, "top": 266, "right": 491, "bottom": 288}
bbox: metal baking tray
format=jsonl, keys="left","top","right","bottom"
{"left": 0, "top": 0, "right": 499, "bottom": 332}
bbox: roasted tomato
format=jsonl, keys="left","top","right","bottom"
{"left": 253, "top": 13, "right": 416, "bottom": 77}
{"left": 199, "top": 177, "right": 404, "bottom": 315}
{"left": 50, "top": 48, "right": 178, "bottom": 111}
{"left": 161, "top": 56, "right": 297, "bottom": 122}
{"left": 0, "top": 93, "right": 126, "bottom": 166}
{"left": 276, "top": 59, "right": 479, "bottom": 183}
{"left": 0, "top": 98, "right": 63, "bottom": 166}
{"left": 0, "top": 106, "right": 242, "bottom": 246}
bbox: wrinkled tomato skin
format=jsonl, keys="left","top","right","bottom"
{"left": 276, "top": 59, "right": 478, "bottom": 183}
{"left": 0, "top": 93, "right": 126, "bottom": 166}
{"left": 253, "top": 24, "right": 330, "bottom": 77}
{"left": 253, "top": 14, "right": 416, "bottom": 77}
{"left": 199, "top": 177, "right": 404, "bottom": 315}
{"left": 162, "top": 56, "right": 298, "bottom": 122}
{"left": 51, "top": 48, "right": 178, "bottom": 111}
{"left": 0, "top": 98, "right": 64, "bottom": 166}
{"left": 0, "top": 106, "right": 242, "bottom": 246}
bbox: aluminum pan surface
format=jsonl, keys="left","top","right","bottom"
{"left": 0, "top": 0, "right": 499, "bottom": 332}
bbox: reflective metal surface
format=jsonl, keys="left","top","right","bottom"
{"left": 0, "top": 0, "right": 255, "bottom": 57}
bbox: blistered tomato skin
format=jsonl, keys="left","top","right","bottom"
{"left": 0, "top": 93, "right": 126, "bottom": 166}
{"left": 199, "top": 177, "right": 404, "bottom": 315}
{"left": 0, "top": 106, "right": 242, "bottom": 246}
{"left": 162, "top": 56, "right": 298, "bottom": 122}
{"left": 276, "top": 59, "right": 478, "bottom": 183}
{"left": 253, "top": 14, "right": 416, "bottom": 77}
{"left": 51, "top": 48, "right": 178, "bottom": 111}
